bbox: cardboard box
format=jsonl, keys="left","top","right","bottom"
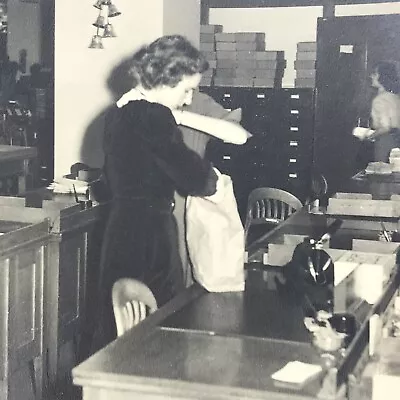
{"left": 232, "top": 77, "right": 253, "bottom": 87}
{"left": 199, "top": 77, "right": 212, "bottom": 87}
{"left": 202, "top": 51, "right": 217, "bottom": 60}
{"left": 257, "top": 60, "right": 287, "bottom": 69}
{"left": 236, "top": 41, "right": 265, "bottom": 51}
{"left": 296, "top": 51, "right": 317, "bottom": 61}
{"left": 237, "top": 59, "right": 257, "bottom": 69}
{"left": 200, "top": 33, "right": 216, "bottom": 43}
{"left": 295, "top": 78, "right": 316, "bottom": 88}
{"left": 256, "top": 51, "right": 284, "bottom": 60}
{"left": 200, "top": 24, "right": 223, "bottom": 34}
{"left": 294, "top": 60, "right": 317, "bottom": 70}
{"left": 253, "top": 78, "right": 280, "bottom": 88}
{"left": 200, "top": 42, "right": 215, "bottom": 52}
{"left": 296, "top": 69, "right": 316, "bottom": 79}
{"left": 327, "top": 197, "right": 400, "bottom": 217}
{"left": 255, "top": 69, "right": 284, "bottom": 79}
{"left": 217, "top": 59, "right": 237, "bottom": 69}
{"left": 235, "top": 32, "right": 265, "bottom": 42}
{"left": 235, "top": 68, "right": 257, "bottom": 78}
{"left": 236, "top": 51, "right": 257, "bottom": 60}
{"left": 216, "top": 50, "right": 237, "bottom": 60}
{"left": 216, "top": 42, "right": 236, "bottom": 51}
{"left": 215, "top": 68, "right": 236, "bottom": 78}
{"left": 214, "top": 77, "right": 235, "bottom": 86}
{"left": 215, "top": 33, "right": 236, "bottom": 42}
{"left": 297, "top": 42, "right": 317, "bottom": 52}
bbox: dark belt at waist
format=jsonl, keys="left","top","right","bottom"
{"left": 113, "top": 195, "right": 175, "bottom": 212}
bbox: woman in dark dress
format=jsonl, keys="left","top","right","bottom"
{"left": 95, "top": 35, "right": 249, "bottom": 346}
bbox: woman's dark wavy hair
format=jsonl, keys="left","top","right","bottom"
{"left": 128, "top": 35, "right": 208, "bottom": 89}
{"left": 374, "top": 61, "right": 400, "bottom": 94}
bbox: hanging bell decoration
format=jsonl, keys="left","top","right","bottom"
{"left": 88, "top": 35, "right": 104, "bottom": 49}
{"left": 93, "top": 14, "right": 106, "bottom": 28}
{"left": 93, "top": 0, "right": 105, "bottom": 9}
{"left": 90, "top": 1, "right": 121, "bottom": 49}
{"left": 108, "top": 3, "right": 121, "bottom": 18}
{"left": 103, "top": 23, "right": 117, "bottom": 38}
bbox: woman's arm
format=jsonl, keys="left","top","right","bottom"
{"left": 172, "top": 109, "right": 250, "bottom": 145}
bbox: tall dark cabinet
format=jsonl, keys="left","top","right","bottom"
{"left": 201, "top": 87, "right": 315, "bottom": 218}
{"left": 314, "top": 14, "right": 400, "bottom": 193}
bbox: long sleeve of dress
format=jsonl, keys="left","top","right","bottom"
{"left": 107, "top": 101, "right": 217, "bottom": 198}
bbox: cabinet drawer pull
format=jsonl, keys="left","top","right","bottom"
{"left": 223, "top": 93, "right": 231, "bottom": 98}
{"left": 223, "top": 155, "right": 231, "bottom": 160}
{"left": 289, "top": 158, "right": 297, "bottom": 163}
{"left": 289, "top": 141, "right": 298, "bottom": 146}
{"left": 290, "top": 127, "right": 299, "bottom": 131}
{"left": 290, "top": 109, "right": 299, "bottom": 114}
{"left": 290, "top": 94, "right": 300, "bottom": 99}
{"left": 257, "top": 94, "right": 265, "bottom": 98}
{"left": 289, "top": 173, "right": 298, "bottom": 178}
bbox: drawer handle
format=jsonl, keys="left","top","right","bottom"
{"left": 289, "top": 141, "right": 298, "bottom": 146}
{"left": 290, "top": 94, "right": 300, "bottom": 99}
{"left": 257, "top": 94, "right": 266, "bottom": 98}
{"left": 289, "top": 173, "right": 298, "bottom": 178}
{"left": 223, "top": 94, "right": 231, "bottom": 98}
{"left": 290, "top": 109, "right": 299, "bottom": 114}
{"left": 223, "top": 155, "right": 231, "bottom": 160}
{"left": 289, "top": 158, "right": 297, "bottom": 163}
{"left": 290, "top": 127, "right": 299, "bottom": 131}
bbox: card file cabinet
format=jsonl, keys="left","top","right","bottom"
{"left": 202, "top": 87, "right": 315, "bottom": 217}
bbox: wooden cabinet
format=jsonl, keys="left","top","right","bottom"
{"left": 0, "top": 215, "right": 50, "bottom": 400}
{"left": 0, "top": 194, "right": 106, "bottom": 399}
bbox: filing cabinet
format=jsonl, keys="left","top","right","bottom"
{"left": 201, "top": 87, "right": 315, "bottom": 217}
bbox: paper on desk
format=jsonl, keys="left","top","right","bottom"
{"left": 47, "top": 179, "right": 89, "bottom": 195}
{"left": 271, "top": 361, "right": 322, "bottom": 385}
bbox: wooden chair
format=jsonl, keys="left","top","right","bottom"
{"left": 244, "top": 187, "right": 303, "bottom": 243}
{"left": 112, "top": 278, "right": 158, "bottom": 337}
{"left": 307, "top": 173, "right": 329, "bottom": 204}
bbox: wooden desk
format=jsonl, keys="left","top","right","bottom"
{"left": 73, "top": 286, "right": 331, "bottom": 400}
{"left": 344, "top": 170, "right": 400, "bottom": 200}
{"left": 0, "top": 145, "right": 37, "bottom": 195}
{"left": 72, "top": 180, "right": 400, "bottom": 400}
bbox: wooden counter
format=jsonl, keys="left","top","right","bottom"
{"left": 0, "top": 193, "right": 108, "bottom": 400}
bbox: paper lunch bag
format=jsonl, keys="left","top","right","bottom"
{"left": 186, "top": 171, "right": 245, "bottom": 292}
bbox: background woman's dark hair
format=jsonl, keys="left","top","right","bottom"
{"left": 375, "top": 61, "right": 400, "bottom": 94}
{"left": 128, "top": 35, "right": 208, "bottom": 89}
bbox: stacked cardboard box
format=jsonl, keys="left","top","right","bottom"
{"left": 199, "top": 24, "right": 223, "bottom": 86}
{"left": 294, "top": 42, "right": 317, "bottom": 88}
{"left": 212, "top": 31, "right": 286, "bottom": 88}
{"left": 252, "top": 51, "right": 286, "bottom": 88}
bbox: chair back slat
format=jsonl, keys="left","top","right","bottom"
{"left": 245, "top": 187, "right": 303, "bottom": 245}
{"left": 112, "top": 278, "right": 158, "bottom": 337}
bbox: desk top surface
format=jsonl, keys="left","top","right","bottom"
{"left": 74, "top": 287, "right": 322, "bottom": 399}
{"left": 0, "top": 145, "right": 37, "bottom": 161}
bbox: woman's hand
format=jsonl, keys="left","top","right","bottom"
{"left": 116, "top": 88, "right": 145, "bottom": 108}
{"left": 352, "top": 127, "right": 375, "bottom": 141}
